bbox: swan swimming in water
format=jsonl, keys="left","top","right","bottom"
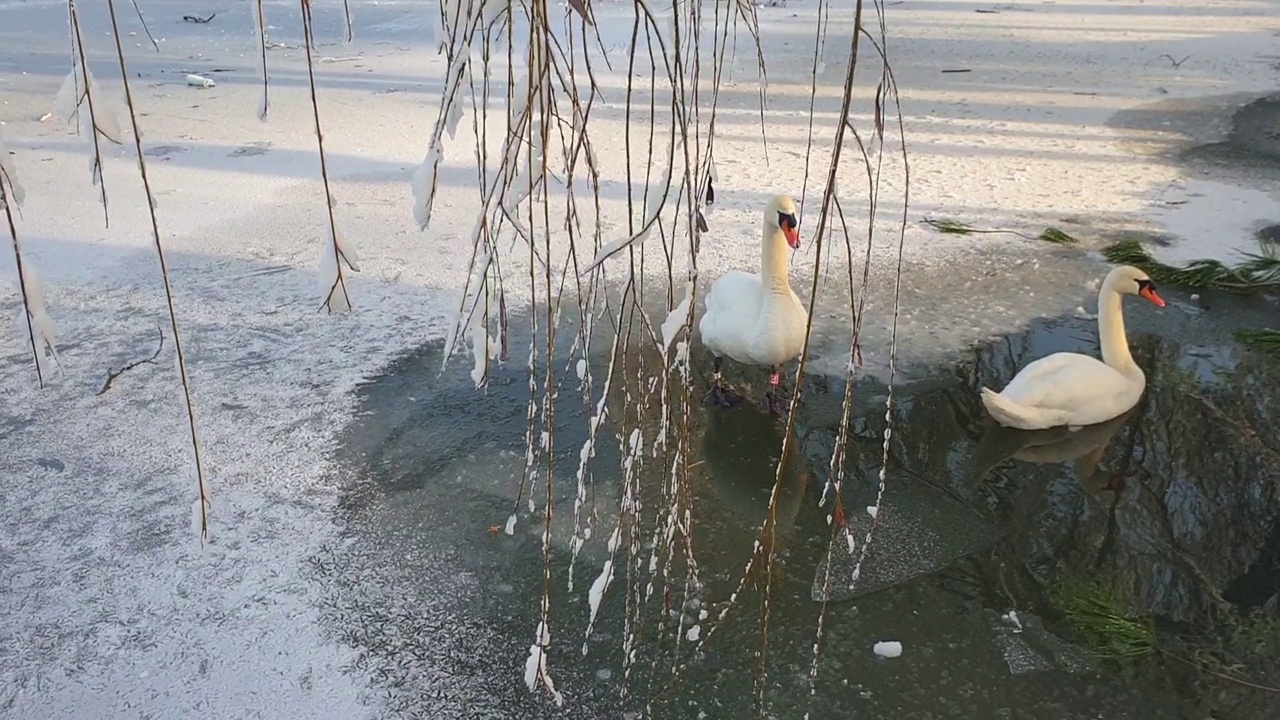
{"left": 699, "top": 194, "right": 808, "bottom": 416}
{"left": 980, "top": 264, "right": 1165, "bottom": 431}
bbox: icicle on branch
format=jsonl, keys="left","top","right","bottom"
{"left": 103, "top": 0, "right": 212, "bottom": 543}
{"left": 1, "top": 135, "right": 57, "bottom": 388}
{"left": 64, "top": 0, "right": 127, "bottom": 227}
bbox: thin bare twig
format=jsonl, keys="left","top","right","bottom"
{"left": 98, "top": 326, "right": 165, "bottom": 395}
{"left": 253, "top": 0, "right": 270, "bottom": 119}
{"left": 128, "top": 0, "right": 159, "bottom": 51}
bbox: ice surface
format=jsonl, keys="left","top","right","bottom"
{"left": 1146, "top": 178, "right": 1280, "bottom": 266}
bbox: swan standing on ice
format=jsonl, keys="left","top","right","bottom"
{"left": 980, "top": 264, "right": 1166, "bottom": 431}
{"left": 699, "top": 194, "right": 809, "bottom": 416}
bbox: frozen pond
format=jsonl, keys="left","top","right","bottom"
{"left": 319, "top": 283, "right": 1280, "bottom": 718}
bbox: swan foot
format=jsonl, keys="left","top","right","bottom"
{"left": 760, "top": 391, "right": 791, "bottom": 417}
{"left": 759, "top": 365, "right": 792, "bottom": 416}
{"left": 1103, "top": 473, "right": 1128, "bottom": 494}
{"left": 704, "top": 380, "right": 743, "bottom": 409}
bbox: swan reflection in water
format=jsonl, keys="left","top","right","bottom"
{"left": 971, "top": 404, "right": 1141, "bottom": 495}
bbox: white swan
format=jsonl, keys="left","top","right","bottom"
{"left": 980, "top": 264, "right": 1166, "bottom": 431}
{"left": 699, "top": 194, "right": 808, "bottom": 415}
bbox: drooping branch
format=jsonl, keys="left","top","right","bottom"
{"left": 1, "top": 136, "right": 56, "bottom": 388}
{"left": 298, "top": 0, "right": 360, "bottom": 313}
{"left": 103, "top": 0, "right": 212, "bottom": 544}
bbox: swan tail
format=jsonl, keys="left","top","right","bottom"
{"left": 979, "top": 387, "right": 1064, "bottom": 431}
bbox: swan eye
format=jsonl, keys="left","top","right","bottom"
{"left": 778, "top": 212, "right": 797, "bottom": 230}
{"left": 1137, "top": 279, "right": 1156, "bottom": 292}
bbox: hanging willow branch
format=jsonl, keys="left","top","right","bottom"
{"left": 298, "top": 0, "right": 360, "bottom": 312}
{"left": 1, "top": 136, "right": 57, "bottom": 388}
{"left": 101, "top": 0, "right": 212, "bottom": 543}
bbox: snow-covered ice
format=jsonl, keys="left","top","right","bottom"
{"left": 2, "top": 0, "right": 1279, "bottom": 716}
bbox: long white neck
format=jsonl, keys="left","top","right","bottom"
{"left": 1096, "top": 282, "right": 1138, "bottom": 376}
{"left": 760, "top": 224, "right": 792, "bottom": 296}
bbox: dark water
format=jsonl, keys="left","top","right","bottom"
{"left": 314, "top": 294, "right": 1280, "bottom": 719}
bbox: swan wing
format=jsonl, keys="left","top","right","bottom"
{"left": 999, "top": 352, "right": 1141, "bottom": 423}
{"left": 699, "top": 271, "right": 764, "bottom": 362}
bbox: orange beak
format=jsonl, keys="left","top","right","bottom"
{"left": 1138, "top": 285, "right": 1165, "bottom": 307}
{"left": 783, "top": 225, "right": 800, "bottom": 250}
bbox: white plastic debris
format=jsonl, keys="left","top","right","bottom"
{"left": 872, "top": 641, "right": 902, "bottom": 658}
{"left": 186, "top": 74, "right": 215, "bottom": 88}
{"left": 866, "top": 505, "right": 878, "bottom": 519}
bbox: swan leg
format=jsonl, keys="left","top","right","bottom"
{"left": 760, "top": 365, "right": 791, "bottom": 416}
{"left": 703, "top": 355, "right": 743, "bottom": 408}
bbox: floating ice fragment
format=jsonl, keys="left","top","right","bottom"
{"left": 866, "top": 505, "right": 878, "bottom": 519}
{"left": 685, "top": 625, "right": 701, "bottom": 642}
{"left": 1002, "top": 609, "right": 1023, "bottom": 633}
{"left": 872, "top": 641, "right": 902, "bottom": 658}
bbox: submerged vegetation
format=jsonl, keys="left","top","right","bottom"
{"left": 1048, "top": 576, "right": 1158, "bottom": 661}
{"left": 1234, "top": 329, "right": 1280, "bottom": 355}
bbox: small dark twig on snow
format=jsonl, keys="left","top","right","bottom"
{"left": 99, "top": 326, "right": 165, "bottom": 395}
{"left": 183, "top": 13, "right": 216, "bottom": 24}
{"left": 1158, "top": 53, "right": 1190, "bottom": 69}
